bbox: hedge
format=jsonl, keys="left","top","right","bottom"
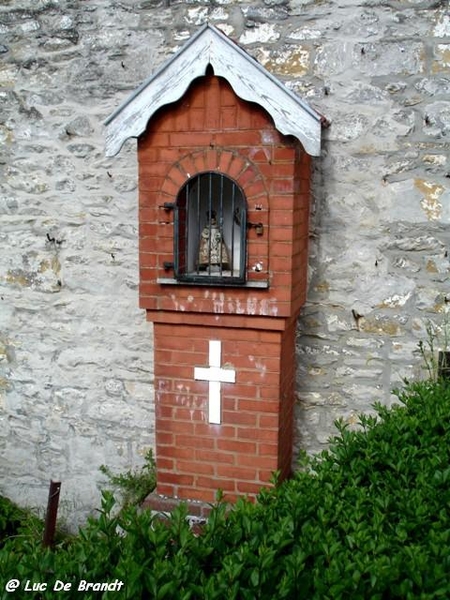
{"left": 1, "top": 379, "right": 450, "bottom": 599}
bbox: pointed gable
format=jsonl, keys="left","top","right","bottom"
{"left": 104, "top": 24, "right": 325, "bottom": 157}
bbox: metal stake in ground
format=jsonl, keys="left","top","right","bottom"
{"left": 43, "top": 480, "right": 61, "bottom": 548}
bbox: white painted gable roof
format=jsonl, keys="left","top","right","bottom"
{"left": 104, "top": 24, "right": 325, "bottom": 157}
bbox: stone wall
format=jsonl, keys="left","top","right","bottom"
{"left": 0, "top": 0, "right": 449, "bottom": 524}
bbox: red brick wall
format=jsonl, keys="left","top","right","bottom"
{"left": 153, "top": 321, "right": 297, "bottom": 502}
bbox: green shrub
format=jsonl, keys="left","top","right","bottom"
{"left": 1, "top": 380, "right": 450, "bottom": 599}
{"left": 99, "top": 449, "right": 156, "bottom": 508}
{"left": 0, "top": 496, "right": 43, "bottom": 547}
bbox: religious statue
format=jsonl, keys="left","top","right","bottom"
{"left": 198, "top": 210, "right": 230, "bottom": 271}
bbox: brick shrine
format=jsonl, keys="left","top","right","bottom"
{"left": 105, "top": 24, "right": 325, "bottom": 514}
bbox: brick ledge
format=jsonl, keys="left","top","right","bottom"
{"left": 142, "top": 492, "right": 212, "bottom": 524}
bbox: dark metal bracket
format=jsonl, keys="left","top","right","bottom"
{"left": 159, "top": 202, "right": 175, "bottom": 211}
{"left": 247, "top": 222, "right": 264, "bottom": 236}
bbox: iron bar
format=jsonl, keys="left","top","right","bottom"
{"left": 195, "top": 179, "right": 200, "bottom": 275}
{"left": 43, "top": 480, "right": 61, "bottom": 548}
{"left": 230, "top": 180, "right": 236, "bottom": 277}
{"left": 219, "top": 173, "right": 224, "bottom": 276}
{"left": 207, "top": 172, "right": 213, "bottom": 276}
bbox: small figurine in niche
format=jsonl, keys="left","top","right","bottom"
{"left": 198, "top": 210, "right": 230, "bottom": 271}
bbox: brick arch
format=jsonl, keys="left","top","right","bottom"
{"left": 159, "top": 148, "right": 269, "bottom": 208}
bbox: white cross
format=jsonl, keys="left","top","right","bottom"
{"left": 194, "top": 340, "right": 236, "bottom": 424}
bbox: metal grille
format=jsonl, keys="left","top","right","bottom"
{"left": 175, "top": 172, "right": 247, "bottom": 284}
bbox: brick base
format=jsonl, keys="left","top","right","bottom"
{"left": 151, "top": 317, "right": 297, "bottom": 505}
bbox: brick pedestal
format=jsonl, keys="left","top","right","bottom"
{"left": 147, "top": 318, "right": 296, "bottom": 505}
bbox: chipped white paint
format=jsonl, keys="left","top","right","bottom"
{"left": 227, "top": 298, "right": 238, "bottom": 313}
{"left": 258, "top": 298, "right": 279, "bottom": 317}
{"left": 247, "top": 354, "right": 267, "bottom": 376}
{"left": 255, "top": 360, "right": 267, "bottom": 377}
{"left": 104, "top": 24, "right": 324, "bottom": 157}
{"left": 246, "top": 297, "right": 257, "bottom": 315}
{"left": 212, "top": 291, "right": 225, "bottom": 313}
{"left": 175, "top": 383, "right": 199, "bottom": 421}
{"left": 175, "top": 383, "right": 191, "bottom": 406}
{"left": 194, "top": 340, "right": 236, "bottom": 424}
{"left": 207, "top": 296, "right": 279, "bottom": 317}
{"left": 170, "top": 293, "right": 186, "bottom": 312}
